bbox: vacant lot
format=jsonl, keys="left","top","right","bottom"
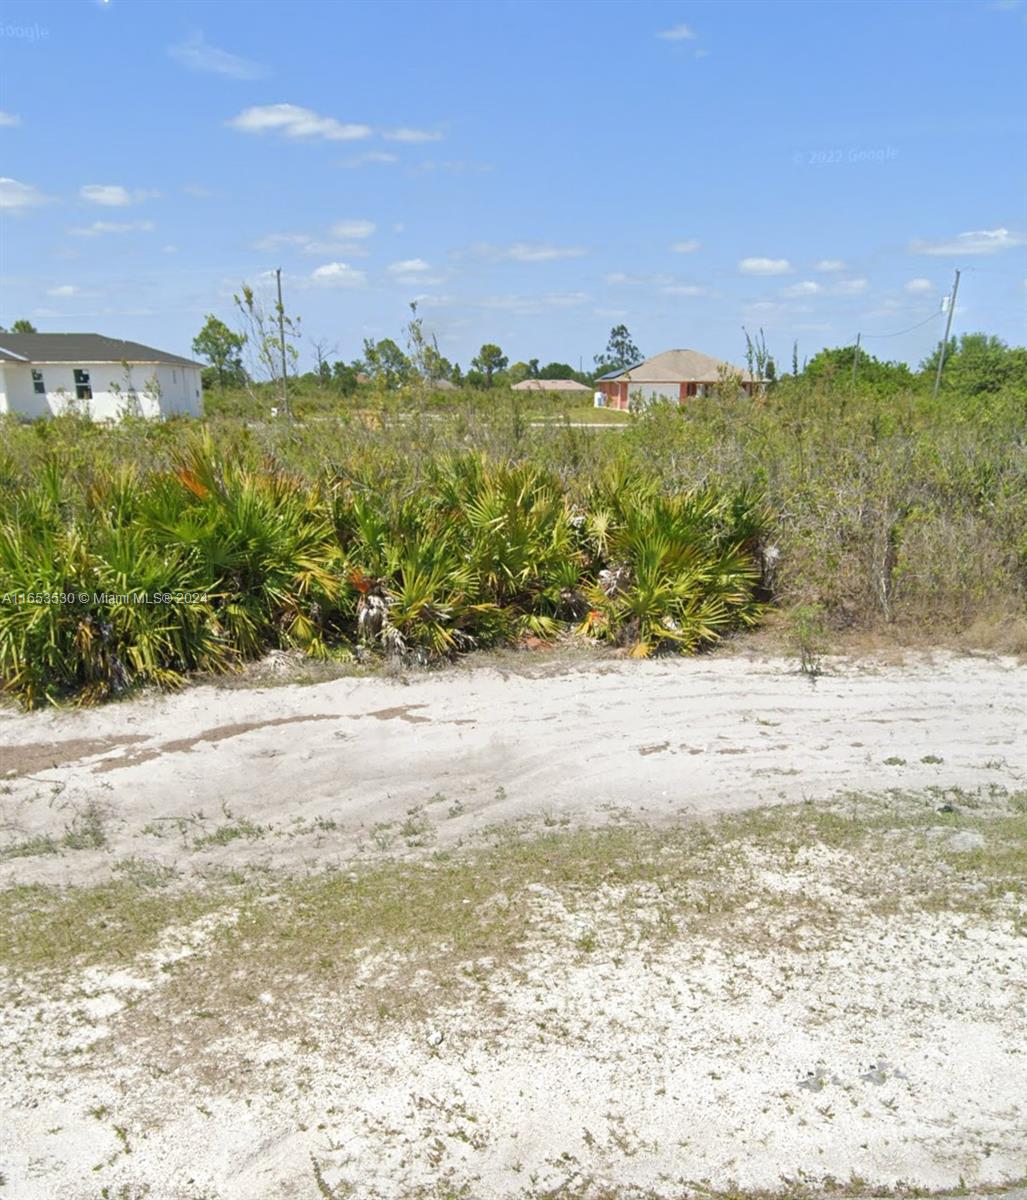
{"left": 1, "top": 653, "right": 1025, "bottom": 1198}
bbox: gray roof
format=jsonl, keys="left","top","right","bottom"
{"left": 600, "top": 348, "right": 755, "bottom": 384}
{"left": 0, "top": 333, "right": 202, "bottom": 368}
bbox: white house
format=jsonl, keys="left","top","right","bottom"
{"left": 0, "top": 333, "right": 204, "bottom": 421}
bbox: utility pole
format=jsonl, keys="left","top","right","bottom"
{"left": 275, "top": 267, "right": 290, "bottom": 418}
{"left": 851, "top": 332, "right": 861, "bottom": 388}
{"left": 932, "top": 268, "right": 960, "bottom": 401}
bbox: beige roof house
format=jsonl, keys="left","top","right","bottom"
{"left": 596, "top": 348, "right": 757, "bottom": 410}
{"left": 511, "top": 378, "right": 591, "bottom": 393}
{"left": 613, "top": 349, "right": 754, "bottom": 385}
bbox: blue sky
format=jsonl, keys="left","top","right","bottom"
{"left": 1, "top": 0, "right": 1025, "bottom": 372}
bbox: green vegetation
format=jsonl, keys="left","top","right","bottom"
{"left": 1, "top": 331, "right": 1025, "bottom": 706}
{"left": 0, "top": 426, "right": 764, "bottom": 706}
{"left": 2, "top": 786, "right": 1023, "bottom": 990}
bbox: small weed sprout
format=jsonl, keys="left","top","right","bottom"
{"left": 790, "top": 603, "right": 826, "bottom": 681}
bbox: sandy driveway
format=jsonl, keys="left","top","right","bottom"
{"left": 2, "top": 652, "right": 1026, "bottom": 1199}
{"left": 1, "top": 652, "right": 1024, "bottom": 884}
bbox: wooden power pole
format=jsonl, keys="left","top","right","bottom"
{"left": 932, "top": 269, "right": 961, "bottom": 401}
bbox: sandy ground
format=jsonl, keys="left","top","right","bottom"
{"left": 1, "top": 651, "right": 1024, "bottom": 886}
{"left": 1, "top": 652, "right": 1026, "bottom": 1199}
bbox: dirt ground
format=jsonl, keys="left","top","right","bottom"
{"left": 1, "top": 652, "right": 1025, "bottom": 1198}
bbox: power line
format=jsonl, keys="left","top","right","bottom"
{"left": 857, "top": 309, "right": 945, "bottom": 340}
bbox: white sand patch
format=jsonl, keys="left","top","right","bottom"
{"left": 0, "top": 652, "right": 1023, "bottom": 887}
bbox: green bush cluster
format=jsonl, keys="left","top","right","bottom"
{"left": 1, "top": 364, "right": 1023, "bottom": 704}
{"left": 0, "top": 431, "right": 764, "bottom": 706}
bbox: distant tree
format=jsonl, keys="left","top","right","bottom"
{"left": 11, "top": 318, "right": 38, "bottom": 333}
{"left": 361, "top": 337, "right": 411, "bottom": 388}
{"left": 538, "top": 361, "right": 578, "bottom": 380}
{"left": 233, "top": 282, "right": 301, "bottom": 415}
{"left": 805, "top": 346, "right": 913, "bottom": 387}
{"left": 192, "top": 314, "right": 246, "bottom": 389}
{"left": 743, "top": 327, "right": 776, "bottom": 385}
{"left": 594, "top": 324, "right": 640, "bottom": 373}
{"left": 506, "top": 362, "right": 532, "bottom": 385}
{"left": 919, "top": 332, "right": 1027, "bottom": 395}
{"left": 309, "top": 337, "right": 338, "bottom": 388}
{"left": 527, "top": 358, "right": 540, "bottom": 378}
{"left": 470, "top": 343, "right": 508, "bottom": 387}
{"left": 331, "top": 361, "right": 359, "bottom": 395}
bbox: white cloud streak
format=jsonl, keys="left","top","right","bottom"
{"left": 80, "top": 184, "right": 157, "bottom": 207}
{"left": 738, "top": 257, "right": 793, "bottom": 276}
{"left": 227, "top": 104, "right": 371, "bottom": 142}
{"left": 383, "top": 128, "right": 443, "bottom": 143}
{"left": 0, "top": 177, "right": 49, "bottom": 209}
{"left": 69, "top": 220, "right": 155, "bottom": 236}
{"left": 169, "top": 32, "right": 267, "bottom": 80}
{"left": 657, "top": 23, "right": 697, "bottom": 40}
{"left": 310, "top": 262, "right": 367, "bottom": 287}
{"left": 910, "top": 227, "right": 1026, "bottom": 256}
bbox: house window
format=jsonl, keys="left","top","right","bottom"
{"left": 73, "top": 369, "right": 92, "bottom": 401}
{"left": 686, "top": 382, "right": 698, "bottom": 397}
{"left": 31, "top": 369, "right": 46, "bottom": 395}
{"left": 172, "top": 369, "right": 177, "bottom": 383}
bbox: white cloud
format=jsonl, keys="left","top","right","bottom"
{"left": 0, "top": 177, "right": 50, "bottom": 210}
{"left": 605, "top": 271, "right": 675, "bottom": 287}
{"left": 388, "top": 259, "right": 443, "bottom": 284}
{"left": 456, "top": 241, "right": 587, "bottom": 264}
{"left": 910, "top": 227, "right": 1027, "bottom": 256}
{"left": 227, "top": 104, "right": 371, "bottom": 142}
{"left": 662, "top": 284, "right": 708, "bottom": 296}
{"left": 69, "top": 220, "right": 155, "bottom": 236}
{"left": 478, "top": 292, "right": 588, "bottom": 314}
{"left": 904, "top": 277, "right": 933, "bottom": 294}
{"left": 739, "top": 256, "right": 792, "bottom": 276}
{"left": 182, "top": 184, "right": 210, "bottom": 198}
{"left": 169, "top": 32, "right": 266, "bottom": 80}
{"left": 505, "top": 242, "right": 587, "bottom": 262}
{"left": 671, "top": 239, "right": 701, "bottom": 253}
{"left": 310, "top": 261, "right": 367, "bottom": 287}
{"left": 330, "top": 218, "right": 376, "bottom": 239}
{"left": 657, "top": 23, "right": 696, "bottom": 40}
{"left": 815, "top": 258, "right": 846, "bottom": 273}
{"left": 80, "top": 184, "right": 157, "bottom": 207}
{"left": 253, "top": 229, "right": 372, "bottom": 257}
{"left": 832, "top": 277, "right": 868, "bottom": 295}
{"left": 383, "top": 128, "right": 443, "bottom": 143}
{"left": 781, "top": 281, "right": 822, "bottom": 297}
{"left": 338, "top": 151, "right": 399, "bottom": 169}
{"left": 46, "top": 284, "right": 79, "bottom": 297}
{"left": 0, "top": 111, "right": 21, "bottom": 128}
{"left": 388, "top": 258, "right": 431, "bottom": 274}
{"left": 162, "top": 245, "right": 178, "bottom": 254}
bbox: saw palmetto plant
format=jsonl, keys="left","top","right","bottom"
{"left": 0, "top": 424, "right": 767, "bottom": 707}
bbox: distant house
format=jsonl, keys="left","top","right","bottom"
{"left": 595, "top": 349, "right": 757, "bottom": 411}
{"left": 511, "top": 378, "right": 591, "bottom": 394}
{"left": 0, "top": 333, "right": 203, "bottom": 421}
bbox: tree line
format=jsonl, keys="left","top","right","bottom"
{"left": 191, "top": 293, "right": 645, "bottom": 395}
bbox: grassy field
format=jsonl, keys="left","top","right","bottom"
{"left": 1, "top": 369, "right": 1024, "bottom": 706}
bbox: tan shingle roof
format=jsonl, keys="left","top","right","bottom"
{"left": 511, "top": 378, "right": 591, "bottom": 392}
{"left": 615, "top": 349, "right": 754, "bottom": 384}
